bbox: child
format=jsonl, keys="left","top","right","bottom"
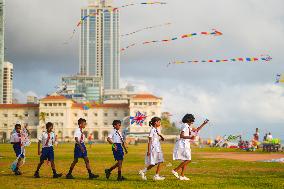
{"left": 10, "top": 124, "right": 24, "bottom": 175}
{"left": 66, "top": 118, "right": 99, "bottom": 179}
{"left": 105, "top": 120, "right": 128, "bottom": 181}
{"left": 34, "top": 122, "right": 62, "bottom": 178}
{"left": 139, "top": 117, "right": 165, "bottom": 181}
{"left": 172, "top": 114, "right": 208, "bottom": 180}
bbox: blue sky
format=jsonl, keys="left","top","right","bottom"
{"left": 5, "top": 0, "right": 284, "bottom": 139}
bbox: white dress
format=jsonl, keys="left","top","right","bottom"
{"left": 145, "top": 127, "right": 164, "bottom": 165}
{"left": 173, "top": 123, "right": 193, "bottom": 161}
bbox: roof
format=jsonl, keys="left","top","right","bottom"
{"left": 0, "top": 104, "right": 39, "bottom": 109}
{"left": 72, "top": 103, "right": 129, "bottom": 109}
{"left": 131, "top": 94, "right": 161, "bottom": 100}
{"left": 41, "top": 95, "right": 69, "bottom": 101}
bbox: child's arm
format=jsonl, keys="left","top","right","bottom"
{"left": 107, "top": 137, "right": 118, "bottom": 151}
{"left": 180, "top": 131, "right": 195, "bottom": 140}
{"left": 158, "top": 133, "right": 165, "bottom": 141}
{"left": 196, "top": 119, "right": 209, "bottom": 132}
{"left": 75, "top": 137, "right": 85, "bottom": 153}
{"left": 38, "top": 141, "right": 41, "bottom": 155}
{"left": 122, "top": 142, "right": 128, "bottom": 154}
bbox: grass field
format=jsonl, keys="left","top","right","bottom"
{"left": 0, "top": 143, "right": 283, "bottom": 189}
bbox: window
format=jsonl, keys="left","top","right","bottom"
{"left": 149, "top": 102, "right": 152, "bottom": 106}
{"left": 63, "top": 103, "right": 66, "bottom": 106}
{"left": 58, "top": 103, "right": 62, "bottom": 106}
{"left": 53, "top": 103, "right": 57, "bottom": 106}
{"left": 3, "top": 123, "right": 7, "bottom": 127}
{"left": 134, "top": 102, "right": 137, "bottom": 105}
{"left": 144, "top": 102, "right": 147, "bottom": 105}
{"left": 35, "top": 112, "right": 38, "bottom": 117}
{"left": 104, "top": 122, "right": 108, "bottom": 126}
{"left": 48, "top": 103, "right": 52, "bottom": 107}
{"left": 46, "top": 113, "right": 49, "bottom": 116}
{"left": 60, "top": 113, "right": 64, "bottom": 116}
{"left": 139, "top": 102, "right": 142, "bottom": 105}
{"left": 51, "top": 113, "right": 54, "bottom": 116}
{"left": 153, "top": 102, "right": 157, "bottom": 105}
{"left": 14, "top": 114, "right": 18, "bottom": 117}
{"left": 104, "top": 113, "right": 108, "bottom": 117}
{"left": 114, "top": 112, "right": 118, "bottom": 117}
{"left": 152, "top": 112, "right": 155, "bottom": 116}
{"left": 3, "top": 114, "right": 8, "bottom": 117}
{"left": 55, "top": 113, "right": 59, "bottom": 116}
{"left": 24, "top": 112, "right": 29, "bottom": 117}
{"left": 94, "top": 122, "right": 98, "bottom": 126}
{"left": 44, "top": 103, "right": 47, "bottom": 107}
{"left": 94, "top": 113, "right": 98, "bottom": 117}
{"left": 74, "top": 113, "right": 77, "bottom": 117}
{"left": 84, "top": 113, "right": 88, "bottom": 117}
{"left": 124, "top": 112, "right": 128, "bottom": 117}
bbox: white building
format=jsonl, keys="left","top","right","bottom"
{"left": 0, "top": 92, "right": 162, "bottom": 142}
{"left": 80, "top": 0, "right": 120, "bottom": 90}
{"left": 0, "top": 0, "right": 4, "bottom": 104}
{"left": 2, "top": 62, "right": 13, "bottom": 104}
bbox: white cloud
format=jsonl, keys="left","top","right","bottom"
{"left": 13, "top": 89, "right": 39, "bottom": 103}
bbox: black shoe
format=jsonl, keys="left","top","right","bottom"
{"left": 105, "top": 169, "right": 111, "bottom": 179}
{"left": 89, "top": 173, "right": 99, "bottom": 179}
{"left": 66, "top": 174, "right": 74, "bottom": 179}
{"left": 53, "top": 173, "right": 63, "bottom": 178}
{"left": 117, "top": 176, "right": 126, "bottom": 181}
{"left": 15, "top": 170, "right": 22, "bottom": 176}
{"left": 34, "top": 172, "right": 40, "bottom": 178}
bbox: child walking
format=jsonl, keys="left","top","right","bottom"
{"left": 10, "top": 124, "right": 24, "bottom": 175}
{"left": 34, "top": 122, "right": 62, "bottom": 178}
{"left": 105, "top": 120, "right": 128, "bottom": 181}
{"left": 172, "top": 114, "right": 208, "bottom": 180}
{"left": 66, "top": 118, "right": 99, "bottom": 179}
{"left": 139, "top": 117, "right": 165, "bottom": 181}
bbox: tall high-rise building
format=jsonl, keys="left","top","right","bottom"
{"left": 0, "top": 0, "right": 4, "bottom": 104}
{"left": 80, "top": 0, "right": 120, "bottom": 90}
{"left": 3, "top": 62, "right": 13, "bottom": 104}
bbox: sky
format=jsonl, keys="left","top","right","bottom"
{"left": 5, "top": 0, "right": 284, "bottom": 139}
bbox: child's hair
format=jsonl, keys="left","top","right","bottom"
{"left": 46, "top": 122, "right": 53, "bottom": 130}
{"left": 182, "top": 114, "right": 195, "bottom": 123}
{"left": 14, "top": 124, "right": 21, "bottom": 129}
{"left": 149, "top": 117, "right": 161, "bottom": 127}
{"left": 78, "top": 118, "right": 86, "bottom": 125}
{"left": 112, "top": 120, "right": 121, "bottom": 127}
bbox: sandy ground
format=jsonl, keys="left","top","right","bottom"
{"left": 195, "top": 152, "right": 284, "bottom": 162}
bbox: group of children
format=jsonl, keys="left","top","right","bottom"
{"left": 11, "top": 114, "right": 209, "bottom": 181}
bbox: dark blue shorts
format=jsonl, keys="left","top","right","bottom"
{"left": 40, "top": 147, "right": 54, "bottom": 161}
{"left": 112, "top": 143, "right": 124, "bottom": 161}
{"left": 13, "top": 143, "right": 24, "bottom": 158}
{"left": 74, "top": 143, "right": 87, "bottom": 159}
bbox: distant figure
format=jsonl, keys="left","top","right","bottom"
{"left": 55, "top": 135, "right": 58, "bottom": 147}
{"left": 263, "top": 133, "right": 268, "bottom": 141}
{"left": 267, "top": 133, "right": 273, "bottom": 141}
{"left": 88, "top": 134, "right": 93, "bottom": 148}
{"left": 252, "top": 128, "right": 260, "bottom": 148}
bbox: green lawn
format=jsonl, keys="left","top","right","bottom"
{"left": 0, "top": 143, "right": 283, "bottom": 189}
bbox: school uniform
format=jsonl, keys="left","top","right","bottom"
{"left": 145, "top": 127, "right": 164, "bottom": 165}
{"left": 38, "top": 132, "right": 55, "bottom": 161}
{"left": 10, "top": 132, "right": 24, "bottom": 158}
{"left": 108, "top": 129, "right": 124, "bottom": 161}
{"left": 74, "top": 128, "right": 87, "bottom": 158}
{"left": 173, "top": 123, "right": 195, "bottom": 161}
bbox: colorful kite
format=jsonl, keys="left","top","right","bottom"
{"left": 276, "top": 74, "right": 284, "bottom": 83}
{"left": 10, "top": 127, "right": 30, "bottom": 172}
{"left": 121, "top": 22, "right": 171, "bottom": 37}
{"left": 113, "top": 1, "right": 167, "bottom": 11}
{"left": 121, "top": 29, "right": 223, "bottom": 52}
{"left": 168, "top": 55, "right": 272, "bottom": 66}
{"left": 130, "top": 111, "right": 147, "bottom": 126}
{"left": 82, "top": 101, "right": 101, "bottom": 110}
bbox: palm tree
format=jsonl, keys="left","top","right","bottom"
{"left": 39, "top": 112, "right": 47, "bottom": 130}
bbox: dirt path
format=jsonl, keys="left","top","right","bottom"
{"left": 195, "top": 152, "right": 284, "bottom": 162}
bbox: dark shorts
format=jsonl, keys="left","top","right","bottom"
{"left": 74, "top": 143, "right": 87, "bottom": 159}
{"left": 112, "top": 143, "right": 124, "bottom": 161}
{"left": 13, "top": 143, "right": 24, "bottom": 158}
{"left": 40, "top": 146, "right": 54, "bottom": 161}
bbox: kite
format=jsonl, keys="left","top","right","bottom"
{"left": 82, "top": 101, "right": 101, "bottom": 110}
{"left": 121, "top": 29, "right": 223, "bottom": 52}
{"left": 113, "top": 1, "right": 167, "bottom": 11}
{"left": 168, "top": 55, "right": 272, "bottom": 66}
{"left": 10, "top": 127, "right": 31, "bottom": 172}
{"left": 121, "top": 22, "right": 171, "bottom": 37}
{"left": 275, "top": 74, "right": 284, "bottom": 83}
{"left": 130, "top": 111, "right": 147, "bottom": 126}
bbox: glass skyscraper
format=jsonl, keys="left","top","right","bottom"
{"left": 0, "top": 0, "right": 4, "bottom": 104}
{"left": 80, "top": 0, "right": 120, "bottom": 90}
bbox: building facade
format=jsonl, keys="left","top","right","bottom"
{"left": 0, "top": 93, "right": 162, "bottom": 142}
{"left": 61, "top": 75, "right": 103, "bottom": 103}
{"left": 2, "top": 62, "right": 13, "bottom": 104}
{"left": 0, "top": 0, "right": 4, "bottom": 104}
{"left": 79, "top": 0, "right": 120, "bottom": 90}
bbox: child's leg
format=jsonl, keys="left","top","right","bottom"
{"left": 16, "top": 158, "right": 22, "bottom": 168}
{"left": 67, "top": 158, "right": 78, "bottom": 175}
{"left": 35, "top": 160, "right": 44, "bottom": 173}
{"left": 174, "top": 161, "right": 187, "bottom": 172}
{"left": 181, "top": 160, "right": 191, "bottom": 177}
{"left": 156, "top": 163, "right": 162, "bottom": 175}
{"left": 109, "top": 162, "right": 119, "bottom": 172}
{"left": 117, "top": 160, "right": 123, "bottom": 178}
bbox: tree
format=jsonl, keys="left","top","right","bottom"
{"left": 39, "top": 112, "right": 47, "bottom": 130}
{"left": 161, "top": 117, "right": 179, "bottom": 135}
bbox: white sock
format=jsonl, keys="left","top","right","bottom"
{"left": 155, "top": 174, "right": 159, "bottom": 177}
{"left": 143, "top": 168, "right": 147, "bottom": 173}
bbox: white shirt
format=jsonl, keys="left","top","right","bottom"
{"left": 74, "top": 128, "right": 85, "bottom": 143}
{"left": 149, "top": 127, "right": 161, "bottom": 145}
{"left": 267, "top": 134, "right": 273, "bottom": 140}
{"left": 10, "top": 132, "right": 21, "bottom": 143}
{"left": 38, "top": 132, "right": 55, "bottom": 148}
{"left": 180, "top": 123, "right": 194, "bottom": 145}
{"left": 108, "top": 129, "right": 123, "bottom": 143}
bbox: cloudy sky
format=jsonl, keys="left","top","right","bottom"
{"left": 5, "top": 0, "right": 284, "bottom": 139}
